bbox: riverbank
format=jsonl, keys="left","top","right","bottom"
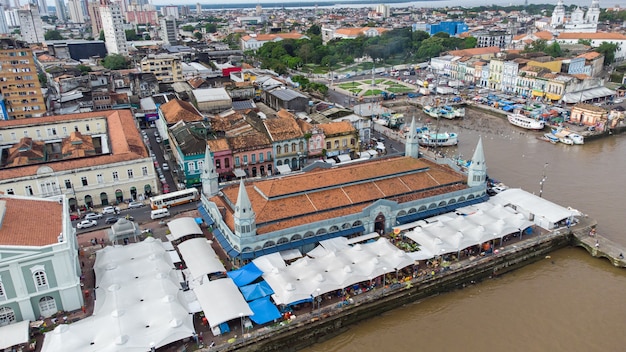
{"left": 207, "top": 216, "right": 596, "bottom": 352}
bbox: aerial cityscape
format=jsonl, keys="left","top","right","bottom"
{"left": 0, "top": 0, "right": 625, "bottom": 351}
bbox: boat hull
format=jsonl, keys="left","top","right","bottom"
{"left": 419, "top": 133, "right": 459, "bottom": 147}
{"left": 508, "top": 114, "right": 545, "bottom": 130}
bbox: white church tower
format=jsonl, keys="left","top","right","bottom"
{"left": 551, "top": 0, "right": 566, "bottom": 26}
{"left": 585, "top": 0, "right": 600, "bottom": 26}
{"left": 467, "top": 137, "right": 487, "bottom": 188}
{"left": 233, "top": 178, "right": 256, "bottom": 238}
{"left": 405, "top": 116, "right": 420, "bottom": 159}
{"left": 201, "top": 144, "right": 220, "bottom": 198}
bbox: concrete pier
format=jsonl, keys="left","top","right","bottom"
{"left": 571, "top": 225, "right": 626, "bottom": 268}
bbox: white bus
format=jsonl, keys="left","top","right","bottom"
{"left": 150, "top": 188, "right": 199, "bottom": 210}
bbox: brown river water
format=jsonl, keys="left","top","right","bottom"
{"left": 303, "top": 109, "right": 626, "bottom": 352}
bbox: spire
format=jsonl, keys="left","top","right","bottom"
{"left": 405, "top": 115, "right": 420, "bottom": 159}
{"left": 234, "top": 178, "right": 254, "bottom": 221}
{"left": 467, "top": 137, "right": 487, "bottom": 187}
{"left": 201, "top": 143, "right": 219, "bottom": 197}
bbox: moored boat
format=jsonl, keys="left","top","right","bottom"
{"left": 422, "top": 105, "right": 440, "bottom": 118}
{"left": 551, "top": 127, "right": 584, "bottom": 144}
{"left": 508, "top": 113, "right": 545, "bottom": 130}
{"left": 419, "top": 132, "right": 459, "bottom": 147}
{"left": 543, "top": 133, "right": 559, "bottom": 144}
{"left": 559, "top": 136, "right": 574, "bottom": 145}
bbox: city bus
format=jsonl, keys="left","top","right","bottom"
{"left": 149, "top": 188, "right": 199, "bottom": 210}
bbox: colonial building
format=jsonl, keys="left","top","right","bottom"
{"left": 262, "top": 109, "right": 306, "bottom": 174}
{"left": 0, "top": 110, "right": 157, "bottom": 210}
{"left": 0, "top": 194, "right": 84, "bottom": 323}
{"left": 198, "top": 125, "right": 489, "bottom": 262}
{"left": 317, "top": 121, "right": 358, "bottom": 159}
{"left": 569, "top": 103, "right": 607, "bottom": 127}
{"left": 239, "top": 33, "right": 308, "bottom": 52}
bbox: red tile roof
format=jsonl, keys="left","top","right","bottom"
{"left": 211, "top": 156, "right": 467, "bottom": 234}
{"left": 160, "top": 99, "right": 203, "bottom": 124}
{"left": 0, "top": 196, "right": 63, "bottom": 246}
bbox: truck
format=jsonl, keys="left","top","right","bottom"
{"left": 381, "top": 91, "right": 396, "bottom": 100}
{"left": 436, "top": 86, "right": 455, "bottom": 95}
{"left": 419, "top": 87, "right": 430, "bottom": 96}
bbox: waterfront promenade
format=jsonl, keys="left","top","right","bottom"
{"left": 572, "top": 228, "right": 626, "bottom": 268}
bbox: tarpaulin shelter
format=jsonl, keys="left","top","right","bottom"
{"left": 227, "top": 262, "right": 264, "bottom": 287}
{"left": 240, "top": 281, "right": 274, "bottom": 302}
{"left": 248, "top": 297, "right": 282, "bottom": 325}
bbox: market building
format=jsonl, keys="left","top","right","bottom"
{"left": 198, "top": 119, "right": 489, "bottom": 263}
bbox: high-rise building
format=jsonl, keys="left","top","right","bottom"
{"left": 196, "top": 2, "right": 201, "bottom": 15}
{"left": 160, "top": 5, "right": 178, "bottom": 19}
{"left": 160, "top": 16, "right": 177, "bottom": 45}
{"left": 87, "top": 0, "right": 102, "bottom": 37}
{"left": 0, "top": 7, "right": 9, "bottom": 34}
{"left": 100, "top": 0, "right": 128, "bottom": 56}
{"left": 55, "top": 0, "right": 68, "bottom": 22}
{"left": 68, "top": 0, "right": 85, "bottom": 23}
{"left": 18, "top": 4, "right": 45, "bottom": 44}
{"left": 32, "top": 0, "right": 47, "bottom": 15}
{"left": 5, "top": 9, "right": 21, "bottom": 27}
{"left": 0, "top": 39, "right": 47, "bottom": 119}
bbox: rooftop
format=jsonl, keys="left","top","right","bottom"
{"left": 0, "top": 195, "right": 63, "bottom": 246}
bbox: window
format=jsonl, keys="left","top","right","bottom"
{"left": 350, "top": 138, "right": 355, "bottom": 146}
{"left": 299, "top": 142, "right": 304, "bottom": 151}
{"left": 326, "top": 141, "right": 331, "bottom": 150}
{"left": 10, "top": 132, "right": 16, "bottom": 141}
{"left": 291, "top": 143, "right": 296, "bottom": 152}
{"left": 112, "top": 172, "right": 119, "bottom": 181}
{"left": 342, "top": 139, "right": 348, "bottom": 147}
{"left": 25, "top": 185, "right": 33, "bottom": 196}
{"left": 224, "top": 158, "right": 230, "bottom": 168}
{"left": 62, "top": 127, "right": 67, "bottom": 136}
{"left": 197, "top": 160, "right": 203, "bottom": 171}
{"left": 127, "top": 169, "right": 134, "bottom": 179}
{"left": 65, "top": 180, "right": 71, "bottom": 189}
{"left": 36, "top": 129, "right": 41, "bottom": 138}
{"left": 284, "top": 144, "right": 289, "bottom": 153}
{"left": 97, "top": 174, "right": 104, "bottom": 184}
{"left": 334, "top": 140, "right": 339, "bottom": 148}
{"left": 31, "top": 266, "right": 48, "bottom": 291}
{"left": 267, "top": 152, "right": 271, "bottom": 160}
{"left": 215, "top": 159, "right": 221, "bottom": 169}
{"left": 46, "top": 128, "right": 57, "bottom": 137}
{"left": 251, "top": 154, "right": 256, "bottom": 163}
{"left": 81, "top": 176, "right": 88, "bottom": 186}
{"left": 234, "top": 156, "right": 240, "bottom": 167}
{"left": 142, "top": 166, "right": 148, "bottom": 176}
{"left": 74, "top": 125, "right": 79, "bottom": 132}
{"left": 0, "top": 276, "right": 5, "bottom": 301}
{"left": 86, "top": 124, "right": 90, "bottom": 132}
{"left": 276, "top": 145, "right": 281, "bottom": 155}
{"left": 6, "top": 189, "right": 13, "bottom": 195}
{"left": 0, "top": 307, "right": 15, "bottom": 325}
{"left": 259, "top": 153, "right": 264, "bottom": 162}
{"left": 23, "top": 130, "right": 28, "bottom": 137}
{"left": 38, "top": 296, "right": 57, "bottom": 317}
{"left": 243, "top": 155, "right": 248, "bottom": 164}
{"left": 187, "top": 162, "right": 196, "bottom": 171}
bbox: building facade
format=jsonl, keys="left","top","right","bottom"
{"left": 67, "top": 0, "right": 85, "bottom": 23}
{"left": 100, "top": 0, "right": 128, "bottom": 56}
{"left": 0, "top": 39, "right": 46, "bottom": 119}
{"left": 0, "top": 110, "right": 158, "bottom": 210}
{"left": 18, "top": 4, "right": 45, "bottom": 44}
{"left": 160, "top": 16, "right": 178, "bottom": 45}
{"left": 0, "top": 194, "right": 84, "bottom": 323}
{"left": 139, "top": 54, "right": 183, "bottom": 83}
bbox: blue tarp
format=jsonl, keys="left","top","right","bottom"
{"left": 240, "top": 281, "right": 274, "bottom": 302}
{"left": 248, "top": 297, "right": 282, "bottom": 325}
{"left": 195, "top": 217, "right": 203, "bottom": 224}
{"left": 227, "top": 262, "right": 264, "bottom": 287}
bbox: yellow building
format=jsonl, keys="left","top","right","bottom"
{"left": 0, "top": 38, "right": 46, "bottom": 119}
{"left": 0, "top": 110, "right": 158, "bottom": 211}
{"left": 318, "top": 120, "right": 358, "bottom": 158}
{"left": 139, "top": 53, "right": 183, "bottom": 83}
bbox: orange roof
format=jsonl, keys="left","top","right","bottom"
{"left": 160, "top": 99, "right": 203, "bottom": 124}
{"left": 318, "top": 121, "right": 355, "bottom": 136}
{"left": 211, "top": 156, "right": 467, "bottom": 234}
{"left": 0, "top": 110, "right": 147, "bottom": 180}
{"left": 535, "top": 31, "right": 554, "bottom": 40}
{"left": 577, "top": 51, "right": 601, "bottom": 60}
{"left": 448, "top": 46, "right": 501, "bottom": 57}
{"left": 0, "top": 196, "right": 63, "bottom": 246}
{"left": 263, "top": 110, "right": 304, "bottom": 141}
{"left": 558, "top": 32, "right": 626, "bottom": 40}
{"left": 207, "top": 138, "right": 230, "bottom": 153}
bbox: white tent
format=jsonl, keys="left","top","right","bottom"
{"left": 41, "top": 237, "right": 195, "bottom": 352}
{"left": 167, "top": 217, "right": 203, "bottom": 241}
{"left": 489, "top": 188, "right": 575, "bottom": 228}
{"left": 0, "top": 320, "right": 30, "bottom": 350}
{"left": 193, "top": 278, "right": 253, "bottom": 328}
{"left": 177, "top": 238, "right": 226, "bottom": 281}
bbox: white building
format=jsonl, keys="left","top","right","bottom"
{"left": 160, "top": 5, "right": 179, "bottom": 19}
{"left": 0, "top": 110, "right": 158, "bottom": 209}
{"left": 5, "top": 9, "right": 20, "bottom": 27}
{"left": 100, "top": 0, "right": 128, "bottom": 56}
{"left": 551, "top": 0, "right": 600, "bottom": 33}
{"left": 557, "top": 32, "right": 626, "bottom": 61}
{"left": 0, "top": 194, "right": 84, "bottom": 323}
{"left": 160, "top": 16, "right": 177, "bottom": 45}
{"left": 18, "top": 4, "right": 45, "bottom": 44}
{"left": 0, "top": 7, "right": 8, "bottom": 34}
{"left": 54, "top": 0, "right": 67, "bottom": 23}
{"left": 36, "top": 0, "right": 47, "bottom": 15}
{"left": 67, "top": 0, "right": 85, "bottom": 23}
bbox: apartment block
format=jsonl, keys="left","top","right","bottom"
{"left": 140, "top": 54, "right": 183, "bottom": 83}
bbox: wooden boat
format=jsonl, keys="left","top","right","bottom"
{"left": 422, "top": 106, "right": 440, "bottom": 118}
{"left": 551, "top": 127, "right": 584, "bottom": 144}
{"left": 419, "top": 132, "right": 459, "bottom": 147}
{"left": 543, "top": 133, "right": 559, "bottom": 144}
{"left": 508, "top": 113, "right": 545, "bottom": 130}
{"left": 559, "top": 136, "right": 574, "bottom": 145}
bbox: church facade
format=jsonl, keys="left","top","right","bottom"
{"left": 551, "top": 0, "right": 600, "bottom": 33}
{"left": 198, "top": 118, "right": 490, "bottom": 262}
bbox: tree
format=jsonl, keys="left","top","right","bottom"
{"left": 205, "top": 23, "right": 217, "bottom": 33}
{"left": 99, "top": 30, "right": 105, "bottom": 41}
{"left": 596, "top": 42, "right": 618, "bottom": 65}
{"left": 101, "top": 54, "right": 129, "bottom": 70}
{"left": 77, "top": 65, "right": 92, "bottom": 74}
{"left": 545, "top": 42, "right": 562, "bottom": 58}
{"left": 182, "top": 25, "right": 195, "bottom": 32}
{"left": 44, "top": 30, "right": 64, "bottom": 40}
{"left": 38, "top": 73, "right": 47, "bottom": 86}
{"left": 463, "top": 37, "right": 477, "bottom": 49}
{"left": 578, "top": 39, "right": 591, "bottom": 46}
{"left": 125, "top": 29, "right": 140, "bottom": 41}
{"left": 307, "top": 24, "right": 321, "bottom": 36}
{"left": 194, "top": 32, "right": 203, "bottom": 40}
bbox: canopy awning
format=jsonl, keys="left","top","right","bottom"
{"left": 276, "top": 164, "right": 292, "bottom": 174}
{"left": 167, "top": 217, "right": 203, "bottom": 241}
{"left": 193, "top": 278, "right": 253, "bottom": 328}
{"left": 346, "top": 232, "right": 380, "bottom": 244}
{"left": 240, "top": 281, "right": 275, "bottom": 301}
{"left": 178, "top": 238, "right": 226, "bottom": 280}
{"left": 233, "top": 168, "right": 247, "bottom": 177}
{"left": 227, "top": 262, "right": 264, "bottom": 287}
{"left": 0, "top": 320, "right": 30, "bottom": 349}
{"left": 279, "top": 248, "right": 302, "bottom": 261}
{"left": 337, "top": 154, "right": 352, "bottom": 162}
{"left": 248, "top": 297, "right": 282, "bottom": 325}
{"left": 562, "top": 87, "right": 616, "bottom": 103}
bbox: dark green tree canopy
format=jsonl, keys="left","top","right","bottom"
{"left": 101, "top": 54, "right": 129, "bottom": 70}
{"left": 44, "top": 30, "right": 64, "bottom": 40}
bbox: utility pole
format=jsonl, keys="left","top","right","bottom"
{"left": 539, "top": 162, "right": 548, "bottom": 198}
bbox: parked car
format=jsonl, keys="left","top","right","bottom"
{"left": 77, "top": 220, "right": 98, "bottom": 229}
{"left": 128, "top": 201, "right": 145, "bottom": 209}
{"left": 154, "top": 131, "right": 160, "bottom": 137}
{"left": 162, "top": 163, "right": 169, "bottom": 171}
{"left": 155, "top": 137, "right": 162, "bottom": 143}
{"left": 105, "top": 216, "right": 119, "bottom": 224}
{"left": 102, "top": 206, "right": 120, "bottom": 215}
{"left": 84, "top": 212, "right": 102, "bottom": 220}
{"left": 70, "top": 214, "right": 80, "bottom": 221}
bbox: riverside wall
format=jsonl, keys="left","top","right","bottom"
{"left": 216, "top": 220, "right": 595, "bottom": 352}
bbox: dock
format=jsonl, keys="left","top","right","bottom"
{"left": 571, "top": 226, "right": 626, "bottom": 268}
